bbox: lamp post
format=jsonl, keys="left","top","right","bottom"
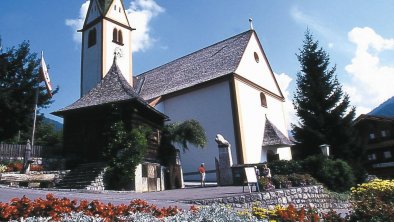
{"left": 319, "top": 144, "right": 330, "bottom": 157}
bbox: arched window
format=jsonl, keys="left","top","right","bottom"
{"left": 260, "top": 92, "right": 267, "bottom": 108}
{"left": 118, "top": 30, "right": 123, "bottom": 44}
{"left": 88, "top": 28, "right": 96, "bottom": 48}
{"left": 113, "top": 28, "right": 118, "bottom": 43}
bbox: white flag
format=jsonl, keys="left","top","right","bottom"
{"left": 39, "top": 51, "right": 53, "bottom": 97}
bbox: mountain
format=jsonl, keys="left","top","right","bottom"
{"left": 43, "top": 117, "right": 63, "bottom": 131}
{"left": 369, "top": 96, "right": 394, "bottom": 117}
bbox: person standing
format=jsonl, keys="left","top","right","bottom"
{"left": 198, "top": 163, "right": 206, "bottom": 187}
{"left": 261, "top": 164, "right": 271, "bottom": 178}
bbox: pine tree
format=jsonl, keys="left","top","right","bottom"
{"left": 292, "top": 30, "right": 359, "bottom": 161}
{"left": 0, "top": 41, "right": 58, "bottom": 142}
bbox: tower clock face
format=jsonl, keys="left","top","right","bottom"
{"left": 114, "top": 47, "right": 123, "bottom": 58}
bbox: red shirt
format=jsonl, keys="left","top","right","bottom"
{"left": 198, "top": 166, "right": 205, "bottom": 173}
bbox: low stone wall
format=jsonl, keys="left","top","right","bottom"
{"left": 185, "top": 185, "right": 349, "bottom": 210}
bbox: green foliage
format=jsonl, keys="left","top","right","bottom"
{"left": 34, "top": 119, "right": 63, "bottom": 149}
{"left": 271, "top": 174, "right": 292, "bottom": 188}
{"left": 350, "top": 179, "right": 394, "bottom": 222}
{"left": 163, "top": 119, "right": 207, "bottom": 152}
{"left": 0, "top": 41, "right": 58, "bottom": 142}
{"left": 292, "top": 30, "right": 361, "bottom": 163}
{"left": 268, "top": 160, "right": 303, "bottom": 175}
{"left": 302, "top": 155, "right": 355, "bottom": 192}
{"left": 103, "top": 120, "right": 151, "bottom": 190}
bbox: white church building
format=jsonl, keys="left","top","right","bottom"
{"left": 79, "top": 0, "right": 292, "bottom": 181}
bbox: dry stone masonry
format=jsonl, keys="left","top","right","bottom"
{"left": 184, "top": 185, "right": 349, "bottom": 210}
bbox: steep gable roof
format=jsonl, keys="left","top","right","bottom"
{"left": 262, "top": 117, "right": 293, "bottom": 148}
{"left": 97, "top": 0, "right": 113, "bottom": 15}
{"left": 134, "top": 30, "right": 254, "bottom": 100}
{"left": 53, "top": 59, "right": 165, "bottom": 118}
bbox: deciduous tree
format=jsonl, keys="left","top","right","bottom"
{"left": 0, "top": 41, "right": 58, "bottom": 142}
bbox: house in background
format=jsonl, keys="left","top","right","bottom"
{"left": 63, "top": 0, "right": 293, "bottom": 182}
{"left": 354, "top": 97, "right": 394, "bottom": 179}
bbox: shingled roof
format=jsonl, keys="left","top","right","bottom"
{"left": 134, "top": 30, "right": 254, "bottom": 100}
{"left": 262, "top": 117, "right": 294, "bottom": 148}
{"left": 53, "top": 59, "right": 166, "bottom": 118}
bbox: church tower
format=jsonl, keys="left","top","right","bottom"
{"left": 80, "top": 0, "right": 134, "bottom": 96}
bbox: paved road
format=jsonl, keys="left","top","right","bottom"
{"left": 0, "top": 184, "right": 244, "bottom": 209}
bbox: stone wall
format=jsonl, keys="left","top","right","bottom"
{"left": 185, "top": 185, "right": 349, "bottom": 210}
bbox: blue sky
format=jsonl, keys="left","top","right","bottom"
{"left": 1, "top": 0, "right": 394, "bottom": 124}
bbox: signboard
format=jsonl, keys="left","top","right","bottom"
{"left": 244, "top": 167, "right": 257, "bottom": 183}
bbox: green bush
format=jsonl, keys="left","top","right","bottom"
{"left": 268, "top": 159, "right": 303, "bottom": 175}
{"left": 302, "top": 155, "right": 355, "bottom": 192}
{"left": 350, "top": 179, "right": 394, "bottom": 222}
{"left": 287, "top": 173, "right": 318, "bottom": 187}
{"left": 272, "top": 175, "right": 292, "bottom": 188}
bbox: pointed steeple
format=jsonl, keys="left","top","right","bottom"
{"left": 80, "top": 0, "right": 134, "bottom": 97}
{"left": 97, "top": 0, "right": 114, "bottom": 15}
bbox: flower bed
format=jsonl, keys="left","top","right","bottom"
{"left": 0, "top": 194, "right": 351, "bottom": 221}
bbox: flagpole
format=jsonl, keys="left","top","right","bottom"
{"left": 31, "top": 87, "right": 39, "bottom": 146}
{"left": 31, "top": 51, "right": 43, "bottom": 146}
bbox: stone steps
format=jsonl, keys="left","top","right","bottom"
{"left": 56, "top": 162, "right": 107, "bottom": 190}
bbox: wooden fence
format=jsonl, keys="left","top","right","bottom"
{"left": 0, "top": 143, "right": 43, "bottom": 161}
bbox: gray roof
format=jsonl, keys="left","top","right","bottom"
{"left": 262, "top": 117, "right": 294, "bottom": 148}
{"left": 134, "top": 30, "right": 254, "bottom": 100}
{"left": 53, "top": 59, "right": 165, "bottom": 118}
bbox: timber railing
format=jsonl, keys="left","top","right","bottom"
{"left": 0, "top": 143, "right": 43, "bottom": 161}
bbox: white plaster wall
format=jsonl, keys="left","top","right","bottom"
{"left": 82, "top": 23, "right": 102, "bottom": 95}
{"left": 106, "top": 0, "right": 130, "bottom": 26}
{"left": 235, "top": 33, "right": 281, "bottom": 96}
{"left": 234, "top": 80, "right": 266, "bottom": 163}
{"left": 159, "top": 81, "right": 236, "bottom": 181}
{"left": 235, "top": 80, "right": 292, "bottom": 163}
{"left": 103, "top": 20, "right": 132, "bottom": 85}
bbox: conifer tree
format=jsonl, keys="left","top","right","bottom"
{"left": 292, "top": 30, "right": 359, "bottom": 161}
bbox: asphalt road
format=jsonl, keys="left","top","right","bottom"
{"left": 0, "top": 183, "right": 242, "bottom": 209}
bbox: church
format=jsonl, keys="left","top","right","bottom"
{"left": 56, "top": 0, "right": 293, "bottom": 183}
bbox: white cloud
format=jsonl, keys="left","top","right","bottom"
{"left": 65, "top": 1, "right": 90, "bottom": 43}
{"left": 126, "top": 0, "right": 164, "bottom": 52}
{"left": 65, "top": 0, "right": 164, "bottom": 52}
{"left": 344, "top": 27, "right": 394, "bottom": 114}
{"left": 275, "top": 73, "right": 296, "bottom": 127}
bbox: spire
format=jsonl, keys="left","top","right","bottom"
{"left": 249, "top": 18, "right": 254, "bottom": 30}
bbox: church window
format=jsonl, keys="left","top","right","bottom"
{"left": 113, "top": 28, "right": 124, "bottom": 45}
{"left": 254, "top": 52, "right": 260, "bottom": 63}
{"left": 260, "top": 92, "right": 267, "bottom": 108}
{"left": 88, "top": 28, "right": 96, "bottom": 48}
{"left": 118, "top": 30, "right": 123, "bottom": 44}
{"left": 113, "top": 28, "right": 118, "bottom": 42}
{"left": 114, "top": 5, "right": 116, "bottom": 10}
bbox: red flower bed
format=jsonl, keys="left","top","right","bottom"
{"left": 0, "top": 194, "right": 181, "bottom": 221}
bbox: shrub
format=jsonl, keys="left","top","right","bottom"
{"left": 272, "top": 174, "right": 292, "bottom": 189}
{"left": 268, "top": 159, "right": 303, "bottom": 175}
{"left": 287, "top": 173, "right": 318, "bottom": 187}
{"left": 350, "top": 179, "right": 394, "bottom": 222}
{"left": 258, "top": 177, "right": 275, "bottom": 191}
{"left": 30, "top": 164, "right": 43, "bottom": 172}
{"left": 6, "top": 161, "right": 23, "bottom": 172}
{"left": 302, "top": 155, "right": 355, "bottom": 192}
